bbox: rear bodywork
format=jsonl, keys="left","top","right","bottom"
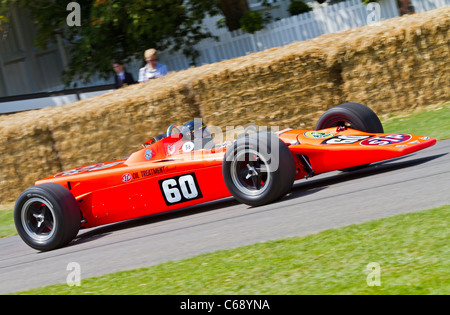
{"left": 36, "top": 128, "right": 436, "bottom": 228}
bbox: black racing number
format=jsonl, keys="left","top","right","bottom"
{"left": 322, "top": 135, "right": 371, "bottom": 144}
{"left": 159, "top": 173, "right": 203, "bottom": 205}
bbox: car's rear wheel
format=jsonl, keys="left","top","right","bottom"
{"left": 223, "top": 132, "right": 296, "bottom": 206}
{"left": 315, "top": 102, "right": 383, "bottom": 133}
{"left": 14, "top": 183, "right": 81, "bottom": 251}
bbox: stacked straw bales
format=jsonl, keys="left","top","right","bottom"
{"left": 191, "top": 6, "right": 450, "bottom": 127}
{"left": 335, "top": 8, "right": 450, "bottom": 113}
{"left": 0, "top": 6, "right": 449, "bottom": 203}
{"left": 191, "top": 46, "right": 343, "bottom": 129}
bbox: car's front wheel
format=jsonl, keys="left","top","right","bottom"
{"left": 315, "top": 102, "right": 383, "bottom": 133}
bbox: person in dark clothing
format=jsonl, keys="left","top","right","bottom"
{"left": 112, "top": 60, "right": 137, "bottom": 89}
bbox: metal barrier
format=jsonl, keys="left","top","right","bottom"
{"left": 0, "top": 84, "right": 115, "bottom": 115}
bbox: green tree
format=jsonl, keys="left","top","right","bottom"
{"left": 0, "top": 0, "right": 221, "bottom": 85}
{"left": 288, "top": 0, "right": 312, "bottom": 16}
{"left": 218, "top": 0, "right": 250, "bottom": 31}
{"left": 0, "top": 0, "right": 260, "bottom": 86}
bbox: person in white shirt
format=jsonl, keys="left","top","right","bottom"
{"left": 138, "top": 48, "right": 168, "bottom": 83}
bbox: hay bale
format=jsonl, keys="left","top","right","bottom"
{"left": 191, "top": 45, "right": 343, "bottom": 130}
{"left": 332, "top": 6, "right": 450, "bottom": 114}
{"left": 0, "top": 6, "right": 448, "bottom": 203}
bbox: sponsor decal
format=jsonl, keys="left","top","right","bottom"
{"left": 360, "top": 134, "right": 411, "bottom": 146}
{"left": 167, "top": 144, "right": 176, "bottom": 155}
{"left": 322, "top": 135, "right": 371, "bottom": 145}
{"left": 159, "top": 173, "right": 202, "bottom": 206}
{"left": 144, "top": 149, "right": 154, "bottom": 160}
{"left": 121, "top": 166, "right": 168, "bottom": 182}
{"left": 304, "top": 131, "right": 333, "bottom": 139}
{"left": 140, "top": 166, "right": 167, "bottom": 178}
{"left": 122, "top": 173, "right": 132, "bottom": 183}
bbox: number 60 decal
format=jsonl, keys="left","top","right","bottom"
{"left": 159, "top": 173, "right": 203, "bottom": 206}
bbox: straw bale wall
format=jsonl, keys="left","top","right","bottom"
{"left": 0, "top": 6, "right": 449, "bottom": 203}
{"left": 191, "top": 6, "right": 450, "bottom": 127}
{"left": 190, "top": 46, "right": 343, "bottom": 129}
{"left": 336, "top": 7, "right": 450, "bottom": 114}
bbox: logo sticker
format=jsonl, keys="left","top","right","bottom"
{"left": 361, "top": 134, "right": 411, "bottom": 146}
{"left": 122, "top": 173, "right": 132, "bottom": 182}
{"left": 167, "top": 144, "right": 176, "bottom": 155}
{"left": 304, "top": 131, "right": 333, "bottom": 139}
{"left": 144, "top": 149, "right": 154, "bottom": 160}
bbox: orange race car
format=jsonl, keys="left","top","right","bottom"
{"left": 14, "top": 103, "right": 436, "bottom": 251}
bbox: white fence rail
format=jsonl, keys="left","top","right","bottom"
{"left": 158, "top": 0, "right": 449, "bottom": 72}
{"left": 412, "top": 0, "right": 450, "bottom": 12}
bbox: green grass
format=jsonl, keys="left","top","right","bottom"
{"left": 382, "top": 102, "right": 450, "bottom": 140}
{"left": 0, "top": 203, "right": 15, "bottom": 238}
{"left": 16, "top": 205, "right": 450, "bottom": 295}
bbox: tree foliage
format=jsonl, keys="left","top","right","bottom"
{"left": 218, "top": 0, "right": 249, "bottom": 31}
{"left": 0, "top": 0, "right": 223, "bottom": 85}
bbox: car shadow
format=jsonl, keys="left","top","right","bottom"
{"left": 70, "top": 152, "right": 446, "bottom": 247}
{"left": 71, "top": 196, "right": 241, "bottom": 247}
{"left": 282, "top": 152, "right": 447, "bottom": 201}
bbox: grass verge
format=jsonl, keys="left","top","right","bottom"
{"left": 381, "top": 102, "right": 450, "bottom": 140}
{"left": 16, "top": 205, "right": 450, "bottom": 295}
{"left": 0, "top": 202, "right": 15, "bottom": 238}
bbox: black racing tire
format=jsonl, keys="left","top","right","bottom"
{"left": 14, "top": 183, "right": 81, "bottom": 251}
{"left": 315, "top": 102, "right": 384, "bottom": 133}
{"left": 222, "top": 132, "right": 296, "bottom": 207}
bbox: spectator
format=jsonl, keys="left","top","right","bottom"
{"left": 138, "top": 48, "right": 168, "bottom": 83}
{"left": 112, "top": 60, "right": 137, "bottom": 89}
{"left": 398, "top": 0, "right": 415, "bottom": 16}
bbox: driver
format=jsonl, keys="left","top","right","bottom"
{"left": 180, "top": 120, "right": 215, "bottom": 150}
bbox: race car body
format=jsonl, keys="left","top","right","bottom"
{"left": 14, "top": 103, "right": 436, "bottom": 251}
{"left": 35, "top": 134, "right": 231, "bottom": 228}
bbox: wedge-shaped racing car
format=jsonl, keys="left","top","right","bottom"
{"left": 14, "top": 103, "right": 436, "bottom": 251}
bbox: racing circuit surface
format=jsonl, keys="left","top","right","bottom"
{"left": 0, "top": 140, "right": 449, "bottom": 294}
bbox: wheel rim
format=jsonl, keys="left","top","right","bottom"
{"left": 230, "top": 149, "right": 271, "bottom": 196}
{"left": 21, "top": 197, "right": 56, "bottom": 243}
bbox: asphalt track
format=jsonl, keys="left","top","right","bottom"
{"left": 1, "top": 140, "right": 449, "bottom": 294}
